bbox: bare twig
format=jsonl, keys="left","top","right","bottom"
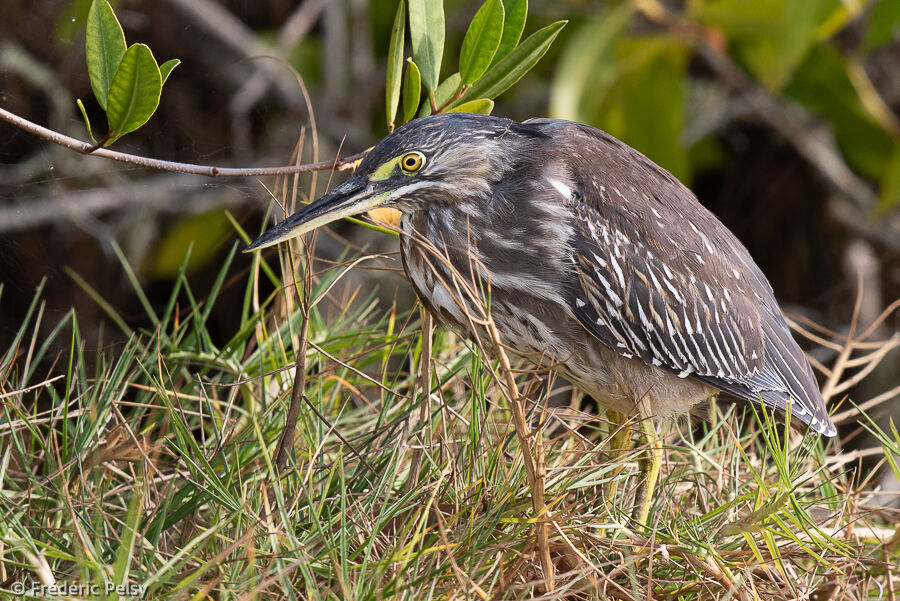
{"left": 0, "top": 374, "right": 65, "bottom": 402}
{"left": 832, "top": 384, "right": 900, "bottom": 425}
{"left": 830, "top": 338, "right": 900, "bottom": 397}
{"left": 273, "top": 90, "right": 321, "bottom": 476}
{"left": 483, "top": 293, "right": 556, "bottom": 591}
{"left": 0, "top": 106, "right": 363, "bottom": 177}
{"left": 273, "top": 315, "right": 309, "bottom": 473}
{"left": 406, "top": 310, "right": 434, "bottom": 493}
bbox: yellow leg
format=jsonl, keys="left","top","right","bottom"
{"left": 631, "top": 417, "right": 663, "bottom": 525}
{"left": 605, "top": 410, "right": 632, "bottom": 506}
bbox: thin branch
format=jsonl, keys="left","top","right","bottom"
{"left": 485, "top": 317, "right": 556, "bottom": 592}
{"left": 274, "top": 315, "right": 309, "bottom": 473}
{"left": 832, "top": 383, "right": 900, "bottom": 424}
{"left": 0, "top": 106, "right": 363, "bottom": 177}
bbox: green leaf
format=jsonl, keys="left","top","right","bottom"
{"left": 105, "top": 43, "right": 162, "bottom": 145}
{"left": 490, "top": 0, "right": 527, "bottom": 67}
{"left": 402, "top": 58, "right": 422, "bottom": 124}
{"left": 435, "top": 71, "right": 462, "bottom": 106}
{"left": 460, "top": 0, "right": 505, "bottom": 85}
{"left": 692, "top": 0, "right": 841, "bottom": 91}
{"left": 447, "top": 98, "right": 494, "bottom": 115}
{"left": 550, "top": 5, "right": 632, "bottom": 122}
{"left": 549, "top": 8, "right": 691, "bottom": 180}
{"left": 455, "top": 20, "right": 566, "bottom": 105}
{"left": 420, "top": 72, "right": 462, "bottom": 116}
{"left": 593, "top": 37, "right": 691, "bottom": 181}
{"left": 159, "top": 58, "right": 180, "bottom": 85}
{"left": 85, "top": 0, "right": 126, "bottom": 110}
{"left": 785, "top": 43, "right": 896, "bottom": 179}
{"left": 386, "top": 1, "right": 406, "bottom": 130}
{"left": 864, "top": 0, "right": 900, "bottom": 50}
{"left": 407, "top": 0, "right": 445, "bottom": 92}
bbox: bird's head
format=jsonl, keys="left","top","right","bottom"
{"left": 245, "top": 113, "right": 544, "bottom": 251}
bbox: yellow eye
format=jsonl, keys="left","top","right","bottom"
{"left": 400, "top": 152, "right": 425, "bottom": 173}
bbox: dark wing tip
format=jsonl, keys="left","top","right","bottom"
{"left": 806, "top": 409, "right": 837, "bottom": 438}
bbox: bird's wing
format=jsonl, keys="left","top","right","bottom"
{"left": 536, "top": 119, "right": 834, "bottom": 435}
{"left": 568, "top": 199, "right": 766, "bottom": 383}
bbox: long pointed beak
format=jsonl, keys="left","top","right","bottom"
{"left": 244, "top": 176, "right": 386, "bottom": 252}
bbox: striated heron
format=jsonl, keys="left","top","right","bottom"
{"left": 246, "top": 113, "right": 836, "bottom": 524}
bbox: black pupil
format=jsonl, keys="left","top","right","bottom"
{"left": 405, "top": 156, "right": 417, "bottom": 168}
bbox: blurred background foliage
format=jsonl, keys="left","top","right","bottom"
{"left": 0, "top": 0, "right": 898, "bottom": 433}
{"left": 551, "top": 0, "right": 900, "bottom": 198}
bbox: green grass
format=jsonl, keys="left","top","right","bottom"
{"left": 0, "top": 226, "right": 898, "bottom": 600}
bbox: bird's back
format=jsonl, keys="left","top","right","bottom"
{"left": 525, "top": 118, "right": 835, "bottom": 436}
